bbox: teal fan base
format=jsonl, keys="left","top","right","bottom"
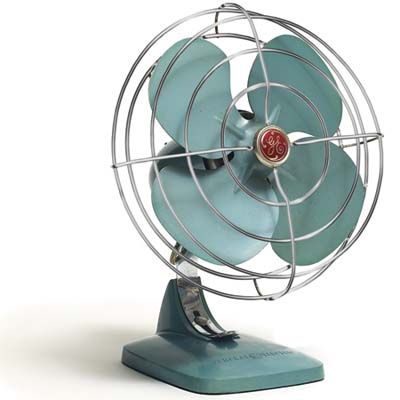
{"left": 122, "top": 280, "right": 324, "bottom": 394}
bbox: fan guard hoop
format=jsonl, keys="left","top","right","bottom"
{"left": 111, "top": 5, "right": 384, "bottom": 301}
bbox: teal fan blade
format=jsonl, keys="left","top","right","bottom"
{"left": 149, "top": 38, "right": 247, "bottom": 158}
{"left": 271, "top": 141, "right": 365, "bottom": 265}
{"left": 149, "top": 36, "right": 361, "bottom": 267}
{"left": 245, "top": 34, "right": 363, "bottom": 264}
{"left": 151, "top": 154, "right": 278, "bottom": 265}
{"left": 248, "top": 35, "right": 342, "bottom": 136}
{"left": 148, "top": 141, "right": 205, "bottom": 186}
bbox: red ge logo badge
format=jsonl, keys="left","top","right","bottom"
{"left": 255, "top": 126, "right": 290, "bottom": 168}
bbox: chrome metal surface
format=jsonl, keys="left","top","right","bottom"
{"left": 112, "top": 146, "right": 251, "bottom": 168}
{"left": 177, "top": 276, "right": 238, "bottom": 338}
{"left": 292, "top": 133, "right": 382, "bottom": 146}
{"left": 111, "top": 5, "right": 384, "bottom": 300}
{"left": 223, "top": 3, "right": 270, "bottom": 123}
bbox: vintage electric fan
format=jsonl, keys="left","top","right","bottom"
{"left": 111, "top": 3, "right": 383, "bottom": 394}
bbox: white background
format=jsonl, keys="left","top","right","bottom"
{"left": 0, "top": 1, "right": 398, "bottom": 399}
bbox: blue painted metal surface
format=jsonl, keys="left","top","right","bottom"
{"left": 272, "top": 140, "right": 365, "bottom": 264}
{"left": 122, "top": 280, "right": 324, "bottom": 394}
{"left": 149, "top": 38, "right": 245, "bottom": 158}
{"left": 248, "top": 34, "right": 342, "bottom": 136}
{"left": 148, "top": 35, "right": 364, "bottom": 267}
{"left": 151, "top": 162, "right": 278, "bottom": 265}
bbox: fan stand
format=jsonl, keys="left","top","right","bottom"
{"left": 122, "top": 278, "right": 324, "bottom": 394}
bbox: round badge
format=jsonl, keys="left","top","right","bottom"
{"left": 255, "top": 126, "right": 290, "bottom": 167}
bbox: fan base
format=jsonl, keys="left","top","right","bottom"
{"left": 122, "top": 280, "right": 324, "bottom": 394}
{"left": 122, "top": 333, "right": 323, "bottom": 394}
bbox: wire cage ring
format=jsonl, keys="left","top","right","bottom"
{"left": 111, "top": 5, "right": 384, "bottom": 301}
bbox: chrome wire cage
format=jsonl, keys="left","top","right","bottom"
{"left": 111, "top": 4, "right": 384, "bottom": 301}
